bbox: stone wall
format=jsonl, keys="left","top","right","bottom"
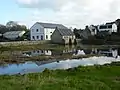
{"left": 0, "top": 40, "right": 51, "bottom": 46}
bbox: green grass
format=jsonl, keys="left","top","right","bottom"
{"left": 0, "top": 63, "right": 120, "bottom": 90}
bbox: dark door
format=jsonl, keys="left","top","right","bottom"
{"left": 41, "top": 35, "right": 43, "bottom": 40}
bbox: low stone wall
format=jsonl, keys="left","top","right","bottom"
{"left": 0, "top": 40, "right": 51, "bottom": 46}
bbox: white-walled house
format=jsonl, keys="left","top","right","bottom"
{"left": 88, "top": 25, "right": 98, "bottom": 35}
{"left": 97, "top": 23, "right": 117, "bottom": 34}
{"left": 30, "top": 22, "right": 68, "bottom": 41}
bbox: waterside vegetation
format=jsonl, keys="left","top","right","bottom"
{"left": 0, "top": 62, "right": 120, "bottom": 90}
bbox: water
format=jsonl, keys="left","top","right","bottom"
{"left": 0, "top": 56, "right": 120, "bottom": 75}
{"left": 0, "top": 46, "right": 120, "bottom": 75}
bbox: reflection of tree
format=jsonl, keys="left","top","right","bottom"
{"left": 0, "top": 64, "right": 9, "bottom": 69}
{"left": 35, "top": 60, "right": 56, "bottom": 66}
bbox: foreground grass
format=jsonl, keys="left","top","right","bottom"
{"left": 0, "top": 62, "right": 120, "bottom": 90}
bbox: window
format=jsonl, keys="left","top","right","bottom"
{"left": 32, "top": 36, "right": 35, "bottom": 39}
{"left": 32, "top": 29, "right": 34, "bottom": 32}
{"left": 50, "top": 32, "right": 52, "bottom": 33}
{"left": 100, "top": 25, "right": 107, "bottom": 29}
{"left": 46, "top": 35, "right": 48, "bottom": 39}
{"left": 36, "top": 29, "right": 39, "bottom": 32}
{"left": 37, "top": 36, "right": 39, "bottom": 39}
{"left": 108, "top": 25, "right": 112, "bottom": 28}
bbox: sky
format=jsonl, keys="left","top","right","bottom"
{"left": 0, "top": 0, "right": 120, "bottom": 29}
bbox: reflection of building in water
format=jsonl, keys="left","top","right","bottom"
{"left": 112, "top": 50, "right": 118, "bottom": 58}
{"left": 23, "top": 50, "right": 52, "bottom": 57}
{"left": 87, "top": 48, "right": 118, "bottom": 58}
{"left": 73, "top": 50, "right": 86, "bottom": 56}
{"left": 31, "top": 50, "right": 52, "bottom": 56}
{"left": 97, "top": 49, "right": 118, "bottom": 58}
{"left": 77, "top": 48, "right": 119, "bottom": 58}
{"left": 117, "top": 48, "right": 120, "bottom": 56}
{"left": 52, "top": 48, "right": 76, "bottom": 56}
{"left": 22, "top": 48, "right": 119, "bottom": 58}
{"left": 83, "top": 49, "right": 92, "bottom": 54}
{"left": 63, "top": 49, "right": 76, "bottom": 54}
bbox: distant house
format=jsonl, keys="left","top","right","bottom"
{"left": 51, "top": 28, "right": 76, "bottom": 45}
{"left": 97, "top": 23, "right": 117, "bottom": 34}
{"left": 30, "top": 22, "right": 67, "bottom": 41}
{"left": 88, "top": 25, "right": 98, "bottom": 35}
{"left": 78, "top": 26, "right": 96, "bottom": 39}
{"left": 3, "top": 31, "right": 25, "bottom": 40}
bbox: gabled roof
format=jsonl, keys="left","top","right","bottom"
{"left": 37, "top": 22, "right": 68, "bottom": 29}
{"left": 56, "top": 28, "right": 74, "bottom": 36}
{"left": 3, "top": 31, "right": 26, "bottom": 40}
{"left": 106, "top": 22, "right": 115, "bottom": 25}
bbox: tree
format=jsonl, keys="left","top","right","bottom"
{"left": 73, "top": 28, "right": 81, "bottom": 39}
{"left": 6, "top": 21, "right": 18, "bottom": 28}
{"left": 6, "top": 21, "right": 28, "bottom": 31}
{"left": 0, "top": 25, "right": 8, "bottom": 34}
{"left": 20, "top": 25, "right": 28, "bottom": 31}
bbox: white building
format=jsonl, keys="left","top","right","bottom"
{"left": 88, "top": 25, "right": 98, "bottom": 35}
{"left": 30, "top": 22, "right": 67, "bottom": 41}
{"left": 97, "top": 23, "right": 117, "bottom": 34}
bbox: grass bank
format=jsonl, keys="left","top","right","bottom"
{"left": 0, "top": 62, "right": 120, "bottom": 90}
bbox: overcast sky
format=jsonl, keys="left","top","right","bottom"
{"left": 0, "top": 0, "right": 120, "bottom": 28}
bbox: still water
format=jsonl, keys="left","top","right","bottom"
{"left": 0, "top": 46, "right": 120, "bottom": 75}
{"left": 0, "top": 56, "right": 120, "bottom": 75}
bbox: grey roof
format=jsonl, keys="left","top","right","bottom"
{"left": 37, "top": 22, "right": 68, "bottom": 29}
{"left": 106, "top": 22, "right": 115, "bottom": 25}
{"left": 56, "top": 28, "right": 74, "bottom": 36}
{"left": 3, "top": 31, "right": 25, "bottom": 36}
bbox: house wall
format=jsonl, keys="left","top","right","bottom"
{"left": 89, "top": 26, "right": 97, "bottom": 35}
{"left": 112, "top": 24, "right": 117, "bottom": 32}
{"left": 98, "top": 27, "right": 112, "bottom": 33}
{"left": 51, "top": 30, "right": 64, "bottom": 44}
{"left": 98, "top": 24, "right": 117, "bottom": 34}
{"left": 63, "top": 35, "right": 76, "bottom": 44}
{"left": 44, "top": 28, "right": 55, "bottom": 40}
{"left": 30, "top": 23, "right": 45, "bottom": 41}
